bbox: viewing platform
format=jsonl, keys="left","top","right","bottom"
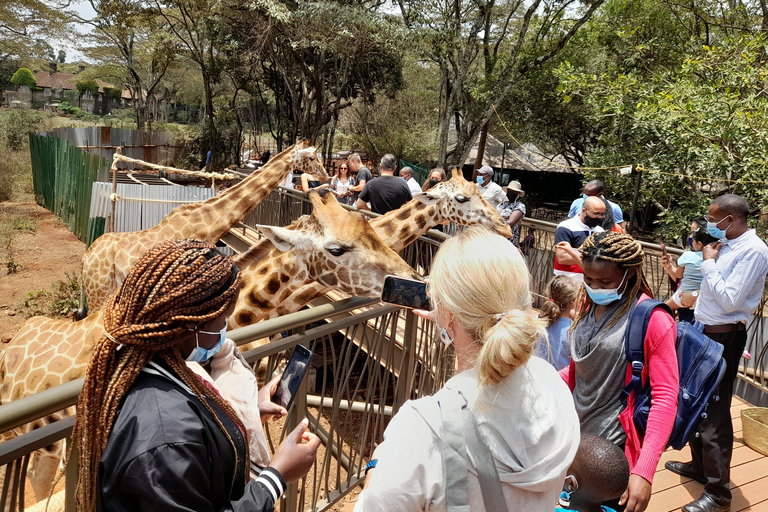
{"left": 650, "top": 396, "right": 768, "bottom": 512}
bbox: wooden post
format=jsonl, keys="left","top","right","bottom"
{"left": 107, "top": 146, "right": 122, "bottom": 233}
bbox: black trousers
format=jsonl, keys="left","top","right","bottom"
{"left": 688, "top": 329, "right": 747, "bottom": 505}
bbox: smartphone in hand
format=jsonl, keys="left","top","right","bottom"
{"left": 272, "top": 344, "right": 313, "bottom": 411}
{"left": 660, "top": 243, "right": 668, "bottom": 257}
{"left": 380, "top": 275, "right": 431, "bottom": 310}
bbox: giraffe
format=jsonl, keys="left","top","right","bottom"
{"left": 230, "top": 167, "right": 512, "bottom": 327}
{"left": 229, "top": 188, "right": 421, "bottom": 327}
{"left": 0, "top": 190, "right": 418, "bottom": 502}
{"left": 81, "top": 140, "right": 328, "bottom": 313}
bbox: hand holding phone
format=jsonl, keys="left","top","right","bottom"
{"left": 272, "top": 344, "right": 313, "bottom": 411}
{"left": 380, "top": 275, "right": 431, "bottom": 310}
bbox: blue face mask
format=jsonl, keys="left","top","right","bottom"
{"left": 687, "top": 236, "right": 694, "bottom": 248}
{"left": 706, "top": 216, "right": 731, "bottom": 240}
{"left": 186, "top": 321, "right": 227, "bottom": 363}
{"left": 585, "top": 269, "right": 629, "bottom": 306}
{"left": 476, "top": 176, "right": 485, "bottom": 184}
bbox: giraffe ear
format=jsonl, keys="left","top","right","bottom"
{"left": 255, "top": 225, "right": 311, "bottom": 252}
{"left": 415, "top": 189, "right": 442, "bottom": 205}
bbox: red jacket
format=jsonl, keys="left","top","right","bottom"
{"left": 560, "top": 294, "right": 679, "bottom": 482}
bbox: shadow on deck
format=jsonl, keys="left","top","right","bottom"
{"left": 650, "top": 396, "right": 768, "bottom": 512}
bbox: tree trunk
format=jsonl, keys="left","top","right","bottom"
{"left": 474, "top": 120, "right": 489, "bottom": 169}
{"left": 202, "top": 71, "right": 216, "bottom": 170}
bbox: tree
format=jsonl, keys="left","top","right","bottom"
{"left": 246, "top": 1, "right": 405, "bottom": 146}
{"left": 11, "top": 67, "right": 36, "bottom": 87}
{"left": 557, "top": 35, "right": 768, "bottom": 237}
{"left": 0, "top": 0, "right": 72, "bottom": 64}
{"left": 57, "top": 49, "right": 65, "bottom": 63}
{"left": 79, "top": 0, "right": 178, "bottom": 129}
{"left": 396, "top": 0, "right": 606, "bottom": 168}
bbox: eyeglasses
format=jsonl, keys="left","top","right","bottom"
{"left": 339, "top": 167, "right": 348, "bottom": 169}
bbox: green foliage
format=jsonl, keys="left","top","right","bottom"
{"left": 11, "top": 67, "right": 36, "bottom": 87}
{"left": 19, "top": 273, "right": 81, "bottom": 318}
{"left": 0, "top": 109, "right": 45, "bottom": 150}
{"left": 102, "top": 86, "right": 123, "bottom": 99}
{"left": 557, "top": 34, "right": 768, "bottom": 238}
{"left": 76, "top": 79, "right": 100, "bottom": 96}
{"left": 57, "top": 101, "right": 82, "bottom": 116}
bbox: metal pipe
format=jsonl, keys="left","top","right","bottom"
{"left": 305, "top": 395, "right": 393, "bottom": 417}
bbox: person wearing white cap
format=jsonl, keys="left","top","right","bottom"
{"left": 496, "top": 180, "right": 526, "bottom": 246}
{"left": 476, "top": 165, "right": 506, "bottom": 207}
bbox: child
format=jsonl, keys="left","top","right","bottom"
{"left": 536, "top": 276, "right": 581, "bottom": 370}
{"left": 660, "top": 217, "right": 718, "bottom": 321}
{"left": 557, "top": 433, "right": 630, "bottom": 512}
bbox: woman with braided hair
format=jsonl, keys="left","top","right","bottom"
{"left": 559, "top": 231, "right": 678, "bottom": 512}
{"left": 70, "top": 238, "right": 319, "bottom": 512}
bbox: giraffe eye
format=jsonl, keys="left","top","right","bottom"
{"left": 455, "top": 195, "right": 469, "bottom": 203}
{"left": 327, "top": 245, "right": 347, "bottom": 257}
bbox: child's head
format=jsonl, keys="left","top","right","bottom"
{"left": 690, "top": 217, "right": 719, "bottom": 250}
{"left": 562, "top": 433, "right": 629, "bottom": 511}
{"left": 539, "top": 276, "right": 581, "bottom": 327}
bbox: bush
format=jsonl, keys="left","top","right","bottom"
{"left": 19, "top": 273, "right": 81, "bottom": 318}
{"left": 11, "top": 68, "right": 36, "bottom": 87}
{"left": 57, "top": 101, "right": 82, "bottom": 116}
{"left": 0, "top": 110, "right": 45, "bottom": 150}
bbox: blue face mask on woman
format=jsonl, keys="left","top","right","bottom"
{"left": 584, "top": 269, "right": 629, "bottom": 306}
{"left": 476, "top": 176, "right": 485, "bottom": 185}
{"left": 186, "top": 321, "right": 227, "bottom": 363}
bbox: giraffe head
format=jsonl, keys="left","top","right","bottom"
{"left": 291, "top": 140, "right": 329, "bottom": 180}
{"left": 255, "top": 189, "right": 420, "bottom": 296}
{"left": 415, "top": 168, "right": 512, "bottom": 238}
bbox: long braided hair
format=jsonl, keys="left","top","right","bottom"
{"left": 69, "top": 239, "right": 245, "bottom": 511}
{"left": 573, "top": 231, "right": 653, "bottom": 330}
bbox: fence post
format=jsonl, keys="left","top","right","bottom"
{"left": 107, "top": 146, "right": 122, "bottom": 233}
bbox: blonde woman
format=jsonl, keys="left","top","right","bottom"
{"left": 355, "top": 227, "right": 580, "bottom": 512}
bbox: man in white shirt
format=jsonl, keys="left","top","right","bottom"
{"left": 399, "top": 167, "right": 422, "bottom": 197}
{"left": 667, "top": 194, "right": 768, "bottom": 512}
{"left": 476, "top": 165, "right": 506, "bottom": 207}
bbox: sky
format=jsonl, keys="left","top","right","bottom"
{"left": 58, "top": 0, "right": 96, "bottom": 63}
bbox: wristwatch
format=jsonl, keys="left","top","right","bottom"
{"left": 692, "top": 291, "right": 699, "bottom": 298}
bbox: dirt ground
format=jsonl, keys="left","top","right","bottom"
{"left": 0, "top": 201, "right": 86, "bottom": 341}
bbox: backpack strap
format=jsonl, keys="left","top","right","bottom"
{"left": 439, "top": 388, "right": 509, "bottom": 512}
{"left": 620, "top": 300, "right": 672, "bottom": 407}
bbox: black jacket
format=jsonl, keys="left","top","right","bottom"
{"left": 97, "top": 361, "right": 284, "bottom": 512}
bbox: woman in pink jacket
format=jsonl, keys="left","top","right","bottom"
{"left": 560, "top": 231, "right": 678, "bottom": 512}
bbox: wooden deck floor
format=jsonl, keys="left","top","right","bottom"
{"left": 649, "top": 396, "right": 768, "bottom": 512}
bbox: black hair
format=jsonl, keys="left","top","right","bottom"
{"left": 585, "top": 179, "right": 604, "bottom": 195}
{"left": 691, "top": 217, "right": 719, "bottom": 246}
{"left": 568, "top": 433, "right": 630, "bottom": 509}
{"left": 712, "top": 194, "right": 749, "bottom": 220}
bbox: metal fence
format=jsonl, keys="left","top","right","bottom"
{"left": 241, "top": 190, "right": 768, "bottom": 397}
{"left": 28, "top": 134, "right": 109, "bottom": 243}
{"left": 40, "top": 126, "right": 181, "bottom": 169}
{"left": 0, "top": 298, "right": 449, "bottom": 512}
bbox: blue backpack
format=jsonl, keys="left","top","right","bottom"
{"left": 620, "top": 300, "right": 727, "bottom": 450}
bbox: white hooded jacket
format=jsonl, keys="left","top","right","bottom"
{"left": 355, "top": 356, "right": 580, "bottom": 511}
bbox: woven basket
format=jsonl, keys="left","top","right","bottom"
{"left": 742, "top": 407, "right": 768, "bottom": 457}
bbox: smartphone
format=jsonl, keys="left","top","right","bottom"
{"left": 272, "top": 344, "right": 313, "bottom": 411}
{"left": 380, "top": 275, "right": 431, "bottom": 310}
{"left": 660, "top": 243, "right": 668, "bottom": 256}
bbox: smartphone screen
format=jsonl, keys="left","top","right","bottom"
{"left": 272, "top": 344, "right": 312, "bottom": 411}
{"left": 660, "top": 243, "right": 667, "bottom": 256}
{"left": 380, "top": 275, "right": 431, "bottom": 310}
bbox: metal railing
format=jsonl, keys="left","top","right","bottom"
{"left": 242, "top": 188, "right": 768, "bottom": 396}
{"left": 0, "top": 298, "right": 449, "bottom": 512}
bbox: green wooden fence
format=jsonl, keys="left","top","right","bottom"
{"left": 29, "top": 133, "right": 109, "bottom": 245}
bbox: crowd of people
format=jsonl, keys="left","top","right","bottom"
{"left": 65, "top": 146, "right": 768, "bottom": 512}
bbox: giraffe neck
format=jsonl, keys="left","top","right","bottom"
{"left": 154, "top": 146, "right": 298, "bottom": 241}
{"left": 369, "top": 199, "right": 439, "bottom": 251}
{"left": 230, "top": 250, "right": 328, "bottom": 328}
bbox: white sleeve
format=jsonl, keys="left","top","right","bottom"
{"left": 355, "top": 404, "right": 443, "bottom": 512}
